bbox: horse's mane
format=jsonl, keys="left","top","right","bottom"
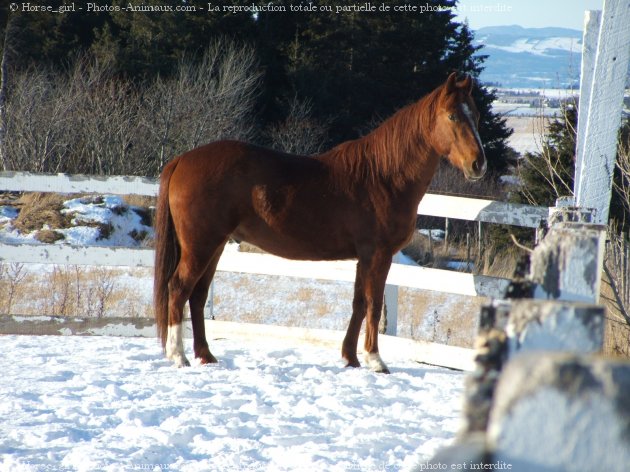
{"left": 317, "top": 84, "right": 443, "bottom": 190}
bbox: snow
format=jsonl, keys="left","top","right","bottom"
{"left": 0, "top": 335, "right": 465, "bottom": 471}
{"left": 418, "top": 229, "right": 445, "bottom": 241}
{"left": 490, "top": 37, "right": 580, "bottom": 57}
{"left": 0, "top": 195, "right": 153, "bottom": 247}
{"left": 0, "top": 206, "right": 18, "bottom": 223}
{"left": 1, "top": 195, "right": 471, "bottom": 469}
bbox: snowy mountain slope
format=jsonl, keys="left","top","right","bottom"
{"left": 475, "top": 25, "right": 583, "bottom": 87}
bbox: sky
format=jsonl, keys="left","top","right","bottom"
{"left": 453, "top": 0, "right": 605, "bottom": 31}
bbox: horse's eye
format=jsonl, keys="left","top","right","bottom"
{"left": 448, "top": 113, "right": 458, "bottom": 122}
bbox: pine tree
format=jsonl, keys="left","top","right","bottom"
{"left": 514, "top": 104, "right": 578, "bottom": 208}
{"left": 3, "top": 0, "right": 513, "bottom": 176}
{"left": 255, "top": 0, "right": 511, "bottom": 173}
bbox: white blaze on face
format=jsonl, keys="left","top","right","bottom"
{"left": 460, "top": 102, "right": 486, "bottom": 162}
{"left": 166, "top": 323, "right": 189, "bottom": 367}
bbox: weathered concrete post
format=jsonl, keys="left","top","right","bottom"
{"left": 488, "top": 354, "right": 630, "bottom": 472}
{"left": 429, "top": 300, "right": 619, "bottom": 472}
{"left": 461, "top": 299, "right": 605, "bottom": 435}
{"left": 529, "top": 207, "right": 605, "bottom": 303}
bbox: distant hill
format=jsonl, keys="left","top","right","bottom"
{"left": 474, "top": 25, "right": 583, "bottom": 88}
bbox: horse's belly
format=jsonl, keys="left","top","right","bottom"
{"left": 232, "top": 221, "right": 356, "bottom": 261}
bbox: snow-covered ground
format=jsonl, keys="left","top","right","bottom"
{"left": 0, "top": 335, "right": 465, "bottom": 472}
{"left": 0, "top": 195, "right": 153, "bottom": 247}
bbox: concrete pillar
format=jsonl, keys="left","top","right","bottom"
{"left": 529, "top": 223, "right": 605, "bottom": 302}
{"left": 462, "top": 299, "right": 604, "bottom": 434}
{"left": 488, "top": 353, "right": 630, "bottom": 472}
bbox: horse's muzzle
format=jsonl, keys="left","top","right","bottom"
{"left": 465, "top": 158, "right": 487, "bottom": 181}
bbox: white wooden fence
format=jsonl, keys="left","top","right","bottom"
{"left": 0, "top": 170, "right": 548, "bottom": 336}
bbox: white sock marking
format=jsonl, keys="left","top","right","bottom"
{"left": 166, "top": 323, "right": 189, "bottom": 367}
{"left": 364, "top": 352, "right": 389, "bottom": 373}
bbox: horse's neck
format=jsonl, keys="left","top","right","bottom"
{"left": 318, "top": 113, "right": 439, "bottom": 192}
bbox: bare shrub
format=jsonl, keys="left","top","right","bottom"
{"left": 267, "top": 95, "right": 329, "bottom": 155}
{"left": 3, "top": 40, "right": 260, "bottom": 176}
{"left": 65, "top": 57, "right": 151, "bottom": 175}
{"left": 88, "top": 267, "right": 116, "bottom": 318}
{"left": 613, "top": 133, "right": 630, "bottom": 227}
{"left": 45, "top": 266, "right": 74, "bottom": 316}
{"left": 429, "top": 160, "right": 505, "bottom": 200}
{"left": 0, "top": 263, "right": 27, "bottom": 315}
{"left": 36, "top": 265, "right": 117, "bottom": 318}
{"left": 141, "top": 41, "right": 260, "bottom": 171}
{"left": 4, "top": 67, "right": 76, "bottom": 172}
{"left": 602, "top": 227, "right": 630, "bottom": 358}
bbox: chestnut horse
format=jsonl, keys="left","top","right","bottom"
{"left": 154, "top": 72, "right": 486, "bottom": 373}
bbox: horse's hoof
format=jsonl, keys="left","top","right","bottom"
{"left": 195, "top": 346, "right": 218, "bottom": 364}
{"left": 172, "top": 356, "right": 190, "bottom": 368}
{"left": 199, "top": 354, "right": 218, "bottom": 364}
{"left": 344, "top": 358, "right": 361, "bottom": 368}
{"left": 364, "top": 352, "right": 390, "bottom": 374}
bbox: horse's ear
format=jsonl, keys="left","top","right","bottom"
{"left": 460, "top": 75, "right": 474, "bottom": 95}
{"left": 445, "top": 72, "right": 458, "bottom": 94}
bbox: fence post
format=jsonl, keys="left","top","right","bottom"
{"left": 205, "top": 281, "right": 215, "bottom": 320}
{"left": 573, "top": 9, "right": 601, "bottom": 199}
{"left": 382, "top": 252, "right": 400, "bottom": 336}
{"left": 574, "top": 0, "right": 630, "bottom": 224}
{"left": 444, "top": 217, "right": 449, "bottom": 253}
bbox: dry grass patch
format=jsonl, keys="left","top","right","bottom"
{"left": 123, "top": 195, "right": 155, "bottom": 228}
{"left": 14, "top": 193, "right": 72, "bottom": 235}
{"left": 34, "top": 229, "right": 65, "bottom": 243}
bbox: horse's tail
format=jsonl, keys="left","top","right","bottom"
{"left": 153, "top": 157, "right": 181, "bottom": 350}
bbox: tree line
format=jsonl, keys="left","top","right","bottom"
{"left": 0, "top": 0, "right": 513, "bottom": 178}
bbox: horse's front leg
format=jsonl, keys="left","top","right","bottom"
{"left": 362, "top": 250, "right": 392, "bottom": 373}
{"left": 342, "top": 260, "right": 367, "bottom": 368}
{"left": 342, "top": 250, "right": 393, "bottom": 373}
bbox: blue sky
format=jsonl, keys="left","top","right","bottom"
{"left": 454, "top": 0, "right": 605, "bottom": 30}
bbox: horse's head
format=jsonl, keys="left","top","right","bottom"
{"left": 433, "top": 72, "right": 487, "bottom": 181}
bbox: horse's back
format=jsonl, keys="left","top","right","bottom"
{"left": 171, "top": 140, "right": 324, "bottom": 187}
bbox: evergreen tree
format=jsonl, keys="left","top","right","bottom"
{"left": 514, "top": 104, "right": 577, "bottom": 208}
{"left": 255, "top": 0, "right": 511, "bottom": 173}
{"left": 1, "top": 0, "right": 513, "bottom": 175}
{"left": 92, "top": 0, "right": 258, "bottom": 78}
{"left": 0, "top": 1, "right": 110, "bottom": 70}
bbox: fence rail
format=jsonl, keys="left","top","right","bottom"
{"left": 0, "top": 171, "right": 545, "bottom": 337}
{"left": 0, "top": 171, "right": 548, "bottom": 227}
{"left": 0, "top": 243, "right": 510, "bottom": 298}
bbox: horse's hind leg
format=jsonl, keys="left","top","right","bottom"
{"left": 166, "top": 256, "right": 197, "bottom": 367}
{"left": 166, "top": 249, "right": 212, "bottom": 367}
{"left": 189, "top": 245, "right": 226, "bottom": 364}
